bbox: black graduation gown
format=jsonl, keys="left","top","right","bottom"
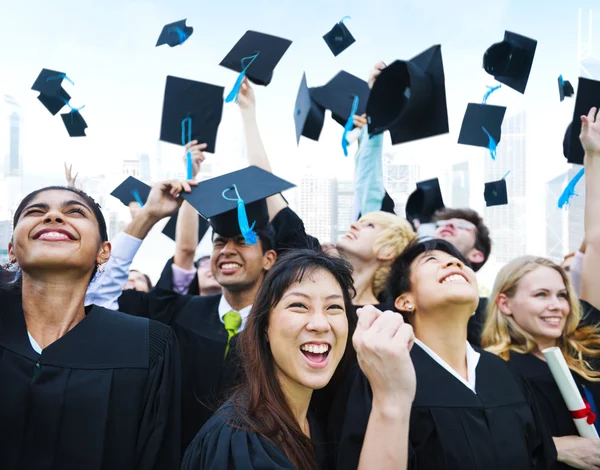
{"left": 181, "top": 400, "right": 329, "bottom": 469}
{"left": 507, "top": 352, "right": 600, "bottom": 470}
{"left": 330, "top": 344, "right": 557, "bottom": 470}
{"left": 467, "top": 297, "right": 488, "bottom": 347}
{"left": 118, "top": 288, "right": 242, "bottom": 452}
{"left": 0, "top": 291, "right": 181, "bottom": 470}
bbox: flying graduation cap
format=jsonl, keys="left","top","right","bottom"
{"left": 563, "top": 77, "right": 600, "bottom": 165}
{"left": 182, "top": 166, "right": 295, "bottom": 242}
{"left": 458, "top": 103, "right": 507, "bottom": 159}
{"left": 483, "top": 31, "right": 537, "bottom": 94}
{"left": 159, "top": 76, "right": 224, "bottom": 154}
{"left": 156, "top": 19, "right": 193, "bottom": 47}
{"left": 558, "top": 75, "right": 575, "bottom": 102}
{"left": 110, "top": 176, "right": 151, "bottom": 207}
{"left": 323, "top": 16, "right": 356, "bottom": 57}
{"left": 220, "top": 31, "right": 292, "bottom": 103}
{"left": 162, "top": 210, "right": 210, "bottom": 243}
{"left": 484, "top": 171, "right": 510, "bottom": 207}
{"left": 367, "top": 45, "right": 449, "bottom": 145}
{"left": 293, "top": 73, "right": 325, "bottom": 144}
{"left": 405, "top": 178, "right": 445, "bottom": 227}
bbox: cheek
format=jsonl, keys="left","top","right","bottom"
{"left": 331, "top": 316, "right": 349, "bottom": 349}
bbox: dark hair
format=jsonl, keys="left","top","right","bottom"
{"left": 432, "top": 207, "right": 491, "bottom": 272}
{"left": 232, "top": 249, "right": 355, "bottom": 470}
{"left": 9, "top": 186, "right": 109, "bottom": 286}
{"left": 129, "top": 269, "right": 153, "bottom": 291}
{"left": 386, "top": 238, "right": 471, "bottom": 302}
{"left": 211, "top": 223, "right": 276, "bottom": 254}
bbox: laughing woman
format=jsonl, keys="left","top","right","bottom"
{"left": 182, "top": 249, "right": 416, "bottom": 470}
{"left": 0, "top": 183, "right": 186, "bottom": 470}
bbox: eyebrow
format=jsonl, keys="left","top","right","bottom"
{"left": 23, "top": 200, "right": 91, "bottom": 213}
{"left": 282, "top": 291, "right": 344, "bottom": 301}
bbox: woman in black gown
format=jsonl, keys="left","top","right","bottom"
{"left": 481, "top": 255, "right": 600, "bottom": 469}
{"left": 0, "top": 184, "right": 186, "bottom": 470}
{"left": 182, "top": 249, "right": 416, "bottom": 469}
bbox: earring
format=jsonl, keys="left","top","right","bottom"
{"left": 97, "top": 263, "right": 105, "bottom": 274}
{"left": 2, "top": 259, "right": 15, "bottom": 270}
{"left": 407, "top": 304, "right": 414, "bottom": 310}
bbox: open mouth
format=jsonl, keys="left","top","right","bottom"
{"left": 219, "top": 262, "right": 242, "bottom": 274}
{"left": 34, "top": 230, "right": 76, "bottom": 241}
{"left": 541, "top": 317, "right": 562, "bottom": 326}
{"left": 439, "top": 273, "right": 468, "bottom": 284}
{"left": 300, "top": 343, "right": 330, "bottom": 368}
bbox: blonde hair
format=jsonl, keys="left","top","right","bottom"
{"left": 358, "top": 211, "right": 416, "bottom": 296}
{"left": 481, "top": 255, "right": 600, "bottom": 382}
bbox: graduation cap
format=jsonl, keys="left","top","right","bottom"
{"left": 323, "top": 16, "right": 355, "bottom": 57}
{"left": 294, "top": 73, "right": 325, "bottom": 143}
{"left": 565, "top": 77, "right": 600, "bottom": 165}
{"left": 558, "top": 75, "right": 574, "bottom": 102}
{"left": 38, "top": 89, "right": 71, "bottom": 116}
{"left": 483, "top": 31, "right": 537, "bottom": 94}
{"left": 182, "top": 166, "right": 295, "bottom": 241}
{"left": 159, "top": 76, "right": 224, "bottom": 154}
{"left": 367, "top": 45, "right": 449, "bottom": 145}
{"left": 110, "top": 176, "right": 151, "bottom": 207}
{"left": 61, "top": 109, "right": 88, "bottom": 137}
{"left": 220, "top": 31, "right": 292, "bottom": 102}
{"left": 32, "top": 69, "right": 74, "bottom": 115}
{"left": 484, "top": 171, "right": 509, "bottom": 207}
{"left": 405, "top": 178, "right": 445, "bottom": 225}
{"left": 162, "top": 210, "right": 210, "bottom": 243}
{"left": 156, "top": 19, "right": 193, "bottom": 47}
{"left": 310, "top": 71, "right": 370, "bottom": 126}
{"left": 458, "top": 103, "right": 507, "bottom": 159}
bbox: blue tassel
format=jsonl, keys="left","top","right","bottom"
{"left": 482, "top": 84, "right": 501, "bottom": 104}
{"left": 503, "top": 170, "right": 510, "bottom": 180}
{"left": 559, "top": 74, "right": 565, "bottom": 87}
{"left": 225, "top": 52, "right": 260, "bottom": 104}
{"left": 558, "top": 167, "right": 585, "bottom": 208}
{"left": 481, "top": 126, "right": 497, "bottom": 160}
{"left": 339, "top": 15, "right": 351, "bottom": 23}
{"left": 131, "top": 190, "right": 144, "bottom": 207}
{"left": 168, "top": 26, "right": 189, "bottom": 45}
{"left": 181, "top": 117, "right": 193, "bottom": 180}
{"left": 342, "top": 95, "right": 360, "bottom": 156}
{"left": 222, "top": 184, "right": 258, "bottom": 245}
{"left": 47, "top": 73, "right": 74, "bottom": 86}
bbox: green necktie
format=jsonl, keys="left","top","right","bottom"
{"left": 223, "top": 310, "right": 242, "bottom": 358}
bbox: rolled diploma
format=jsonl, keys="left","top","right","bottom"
{"left": 542, "top": 346, "right": 599, "bottom": 439}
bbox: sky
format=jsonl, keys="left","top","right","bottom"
{"left": 0, "top": 0, "right": 599, "bottom": 280}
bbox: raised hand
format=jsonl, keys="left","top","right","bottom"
{"left": 183, "top": 140, "right": 207, "bottom": 178}
{"left": 353, "top": 305, "right": 416, "bottom": 406}
{"left": 368, "top": 62, "right": 387, "bottom": 89}
{"left": 238, "top": 77, "right": 256, "bottom": 114}
{"left": 64, "top": 162, "right": 79, "bottom": 188}
{"left": 142, "top": 179, "right": 198, "bottom": 221}
{"left": 353, "top": 113, "right": 368, "bottom": 129}
{"left": 580, "top": 107, "right": 600, "bottom": 157}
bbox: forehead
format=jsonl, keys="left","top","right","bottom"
{"left": 520, "top": 266, "right": 566, "bottom": 289}
{"left": 414, "top": 249, "right": 459, "bottom": 265}
{"left": 286, "top": 268, "right": 343, "bottom": 294}
{"left": 27, "top": 189, "right": 90, "bottom": 209}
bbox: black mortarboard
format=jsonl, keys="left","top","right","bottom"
{"left": 310, "top": 71, "right": 370, "bottom": 126}
{"left": 32, "top": 69, "right": 73, "bottom": 115}
{"left": 367, "top": 45, "right": 449, "bottom": 145}
{"left": 558, "top": 75, "right": 574, "bottom": 102}
{"left": 110, "top": 176, "right": 151, "bottom": 207}
{"left": 156, "top": 19, "right": 193, "bottom": 47}
{"left": 159, "top": 76, "right": 224, "bottom": 154}
{"left": 565, "top": 77, "right": 600, "bottom": 165}
{"left": 457, "top": 103, "right": 506, "bottom": 149}
{"left": 483, "top": 31, "right": 537, "bottom": 94}
{"left": 484, "top": 178, "right": 508, "bottom": 206}
{"left": 182, "top": 166, "right": 295, "bottom": 239}
{"left": 38, "top": 89, "right": 71, "bottom": 116}
{"left": 405, "top": 178, "right": 445, "bottom": 225}
{"left": 61, "top": 110, "right": 88, "bottom": 137}
{"left": 220, "top": 31, "right": 292, "bottom": 86}
{"left": 323, "top": 17, "right": 355, "bottom": 57}
{"left": 162, "top": 211, "right": 210, "bottom": 243}
{"left": 294, "top": 73, "right": 325, "bottom": 143}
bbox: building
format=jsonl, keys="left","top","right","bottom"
{"left": 383, "top": 151, "right": 421, "bottom": 218}
{"left": 297, "top": 174, "right": 335, "bottom": 244}
{"left": 332, "top": 179, "right": 354, "bottom": 241}
{"left": 139, "top": 153, "right": 151, "bottom": 181}
{"left": 452, "top": 161, "right": 470, "bottom": 208}
{"left": 123, "top": 158, "right": 141, "bottom": 179}
{"left": 483, "top": 110, "right": 527, "bottom": 263}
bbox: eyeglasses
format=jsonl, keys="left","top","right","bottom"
{"left": 436, "top": 219, "right": 476, "bottom": 232}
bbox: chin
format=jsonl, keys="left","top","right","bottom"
{"left": 297, "top": 373, "right": 334, "bottom": 391}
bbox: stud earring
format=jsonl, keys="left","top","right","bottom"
{"left": 97, "top": 264, "right": 105, "bottom": 274}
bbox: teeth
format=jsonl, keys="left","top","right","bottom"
{"left": 542, "top": 317, "right": 561, "bottom": 325}
{"left": 301, "top": 344, "right": 329, "bottom": 354}
{"left": 441, "top": 274, "right": 467, "bottom": 284}
{"left": 221, "top": 263, "right": 241, "bottom": 269}
{"left": 39, "top": 231, "right": 70, "bottom": 240}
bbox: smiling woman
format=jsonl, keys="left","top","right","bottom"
{"left": 0, "top": 186, "right": 182, "bottom": 469}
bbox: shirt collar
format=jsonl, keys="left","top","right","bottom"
{"left": 218, "top": 295, "right": 253, "bottom": 331}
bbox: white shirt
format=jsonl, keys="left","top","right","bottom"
{"left": 218, "top": 295, "right": 252, "bottom": 331}
{"left": 414, "top": 338, "right": 480, "bottom": 393}
{"left": 28, "top": 332, "right": 43, "bottom": 354}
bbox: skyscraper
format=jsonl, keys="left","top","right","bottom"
{"left": 332, "top": 179, "right": 354, "bottom": 241}
{"left": 545, "top": 172, "right": 570, "bottom": 262}
{"left": 452, "top": 161, "right": 470, "bottom": 208}
{"left": 383, "top": 151, "right": 421, "bottom": 218}
{"left": 297, "top": 174, "right": 334, "bottom": 243}
{"left": 4, "top": 95, "right": 21, "bottom": 177}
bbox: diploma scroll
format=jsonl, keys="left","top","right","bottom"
{"left": 542, "top": 347, "right": 599, "bottom": 439}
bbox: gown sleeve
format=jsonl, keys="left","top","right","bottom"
{"left": 118, "top": 287, "right": 192, "bottom": 325}
{"left": 580, "top": 299, "right": 600, "bottom": 327}
{"left": 155, "top": 256, "right": 200, "bottom": 296}
{"left": 181, "top": 407, "right": 296, "bottom": 470}
{"left": 136, "top": 321, "right": 182, "bottom": 469}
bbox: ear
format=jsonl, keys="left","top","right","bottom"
{"left": 96, "top": 241, "right": 111, "bottom": 266}
{"left": 376, "top": 245, "right": 396, "bottom": 262}
{"left": 467, "top": 248, "right": 484, "bottom": 265}
{"left": 7, "top": 242, "right": 16, "bottom": 264}
{"left": 394, "top": 293, "right": 416, "bottom": 314}
{"left": 496, "top": 293, "right": 512, "bottom": 316}
{"left": 262, "top": 249, "right": 277, "bottom": 271}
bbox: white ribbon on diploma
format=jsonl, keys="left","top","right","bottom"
{"left": 542, "top": 346, "right": 599, "bottom": 439}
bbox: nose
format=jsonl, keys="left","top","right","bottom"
{"left": 350, "top": 221, "right": 360, "bottom": 231}
{"left": 43, "top": 210, "right": 65, "bottom": 225}
{"left": 220, "top": 239, "right": 237, "bottom": 256}
{"left": 443, "top": 258, "right": 464, "bottom": 270}
{"left": 547, "top": 295, "right": 563, "bottom": 311}
{"left": 307, "top": 310, "right": 332, "bottom": 333}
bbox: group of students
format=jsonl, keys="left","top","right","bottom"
{"left": 1, "top": 64, "right": 600, "bottom": 470}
